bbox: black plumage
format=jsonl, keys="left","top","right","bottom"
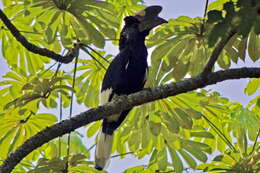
{"left": 101, "top": 16, "right": 149, "bottom": 135}
{"left": 95, "top": 6, "right": 167, "bottom": 170}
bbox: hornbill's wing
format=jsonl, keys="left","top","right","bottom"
{"left": 100, "top": 48, "right": 131, "bottom": 105}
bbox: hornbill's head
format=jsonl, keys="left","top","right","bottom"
{"left": 120, "top": 6, "right": 167, "bottom": 47}
{"left": 134, "top": 5, "right": 167, "bottom": 32}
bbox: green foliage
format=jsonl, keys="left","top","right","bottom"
{"left": 0, "top": 0, "right": 259, "bottom": 173}
{"left": 197, "top": 106, "right": 260, "bottom": 173}
{"left": 206, "top": 0, "right": 260, "bottom": 62}
{"left": 75, "top": 50, "right": 112, "bottom": 107}
{"left": 0, "top": 112, "right": 57, "bottom": 159}
{"left": 28, "top": 134, "right": 94, "bottom": 172}
{"left": 0, "top": 68, "right": 72, "bottom": 111}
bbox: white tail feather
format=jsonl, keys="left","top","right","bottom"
{"left": 95, "top": 131, "right": 114, "bottom": 170}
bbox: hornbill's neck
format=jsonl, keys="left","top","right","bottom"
{"left": 119, "top": 16, "right": 149, "bottom": 51}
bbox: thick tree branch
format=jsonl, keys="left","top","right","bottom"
{"left": 201, "top": 27, "right": 237, "bottom": 76}
{"left": 0, "top": 9, "right": 75, "bottom": 64}
{"left": 0, "top": 67, "right": 260, "bottom": 173}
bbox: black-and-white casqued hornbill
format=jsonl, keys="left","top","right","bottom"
{"left": 95, "top": 6, "right": 167, "bottom": 170}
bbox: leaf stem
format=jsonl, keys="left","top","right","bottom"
{"left": 82, "top": 44, "right": 110, "bottom": 63}
{"left": 200, "top": 0, "right": 209, "bottom": 35}
{"left": 250, "top": 129, "right": 260, "bottom": 155}
{"left": 87, "top": 144, "right": 96, "bottom": 151}
{"left": 81, "top": 46, "right": 107, "bottom": 70}
{"left": 201, "top": 113, "right": 237, "bottom": 152}
{"left": 111, "top": 152, "right": 133, "bottom": 158}
{"left": 66, "top": 53, "right": 79, "bottom": 171}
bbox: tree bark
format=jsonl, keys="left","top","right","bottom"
{"left": 0, "top": 67, "right": 260, "bottom": 173}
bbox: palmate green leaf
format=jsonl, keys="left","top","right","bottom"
{"left": 223, "top": 34, "right": 244, "bottom": 63}
{"left": 69, "top": 164, "right": 102, "bottom": 173}
{"left": 110, "top": 84, "right": 229, "bottom": 165}
{"left": 0, "top": 5, "right": 55, "bottom": 72}
{"left": 51, "top": 85, "right": 75, "bottom": 92}
{"left": 183, "top": 144, "right": 207, "bottom": 163}
{"left": 217, "top": 51, "right": 231, "bottom": 69}
{"left": 76, "top": 51, "right": 110, "bottom": 107}
{"left": 158, "top": 149, "right": 168, "bottom": 170}
{"left": 229, "top": 107, "right": 260, "bottom": 142}
{"left": 173, "top": 108, "right": 193, "bottom": 129}
{"left": 124, "top": 163, "right": 174, "bottom": 173}
{"left": 44, "top": 134, "right": 89, "bottom": 160}
{"left": 124, "top": 165, "right": 144, "bottom": 173}
{"left": 0, "top": 69, "right": 30, "bottom": 110}
{"left": 4, "top": 74, "right": 73, "bottom": 110}
{"left": 0, "top": 125, "right": 17, "bottom": 158}
{"left": 191, "top": 131, "right": 214, "bottom": 139}
{"left": 147, "top": 149, "right": 168, "bottom": 171}
{"left": 65, "top": 0, "right": 118, "bottom": 46}
{"left": 208, "top": 0, "right": 237, "bottom": 10}
{"left": 207, "top": 10, "right": 224, "bottom": 24}
{"left": 151, "top": 38, "right": 177, "bottom": 64}
{"left": 244, "top": 78, "right": 260, "bottom": 96}
{"left": 247, "top": 96, "right": 260, "bottom": 114}
{"left": 172, "top": 61, "right": 189, "bottom": 81}
{"left": 87, "top": 14, "right": 117, "bottom": 39}
{"left": 197, "top": 138, "right": 260, "bottom": 173}
{"left": 0, "top": 112, "right": 57, "bottom": 159}
{"left": 162, "top": 113, "right": 180, "bottom": 133}
{"left": 128, "top": 129, "right": 141, "bottom": 152}
{"left": 208, "top": 20, "right": 230, "bottom": 47}
{"left": 149, "top": 121, "right": 161, "bottom": 136}
{"left": 110, "top": 92, "right": 220, "bottom": 170}
{"left": 169, "top": 148, "right": 183, "bottom": 173}
{"left": 236, "top": 4, "right": 256, "bottom": 38}
{"left": 148, "top": 16, "right": 216, "bottom": 80}
{"left": 182, "top": 139, "right": 212, "bottom": 154}
{"left": 86, "top": 121, "right": 101, "bottom": 138}
{"left": 44, "top": 142, "right": 58, "bottom": 159}
{"left": 178, "top": 149, "right": 197, "bottom": 169}
{"left": 75, "top": 15, "right": 105, "bottom": 48}
{"left": 70, "top": 153, "right": 87, "bottom": 167}
{"left": 84, "top": 0, "right": 115, "bottom": 14}
{"left": 248, "top": 31, "right": 260, "bottom": 62}
{"left": 5, "top": 0, "right": 118, "bottom": 55}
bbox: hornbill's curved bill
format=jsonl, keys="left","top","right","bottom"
{"left": 94, "top": 5, "right": 167, "bottom": 171}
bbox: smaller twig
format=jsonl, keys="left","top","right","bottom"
{"left": 58, "top": 79, "right": 63, "bottom": 158}
{"left": 201, "top": 114, "right": 237, "bottom": 152}
{"left": 82, "top": 44, "right": 110, "bottom": 63}
{"left": 66, "top": 51, "right": 79, "bottom": 171}
{"left": 81, "top": 47, "right": 107, "bottom": 70}
{"left": 104, "top": 38, "right": 119, "bottom": 40}
{"left": 200, "top": 0, "right": 209, "bottom": 36}
{"left": 0, "top": 10, "right": 75, "bottom": 63}
{"left": 39, "top": 62, "right": 58, "bottom": 77}
{"left": 87, "top": 144, "right": 96, "bottom": 151}
{"left": 111, "top": 152, "right": 133, "bottom": 158}
{"left": 250, "top": 129, "right": 260, "bottom": 155}
{"left": 19, "top": 111, "right": 34, "bottom": 124}
{"left": 201, "top": 27, "right": 236, "bottom": 76}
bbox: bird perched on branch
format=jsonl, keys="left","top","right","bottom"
{"left": 95, "top": 6, "right": 167, "bottom": 170}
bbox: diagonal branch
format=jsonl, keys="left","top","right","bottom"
{"left": 201, "top": 27, "right": 237, "bottom": 76}
{"left": 0, "top": 9, "right": 76, "bottom": 64}
{"left": 0, "top": 67, "right": 260, "bottom": 173}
